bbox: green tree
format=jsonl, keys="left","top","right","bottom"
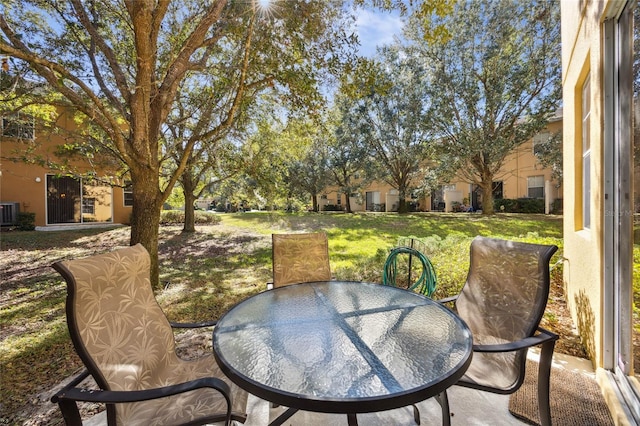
{"left": 287, "top": 125, "right": 332, "bottom": 212}
{"left": 329, "top": 98, "right": 375, "bottom": 213}
{"left": 1, "top": 0, "right": 355, "bottom": 286}
{"left": 164, "top": 79, "right": 245, "bottom": 232}
{"left": 534, "top": 130, "right": 563, "bottom": 182}
{"left": 354, "top": 0, "right": 455, "bottom": 44}
{"left": 409, "top": 0, "right": 561, "bottom": 214}
{"left": 347, "top": 46, "right": 434, "bottom": 213}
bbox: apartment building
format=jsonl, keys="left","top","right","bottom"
{"left": 319, "top": 115, "right": 563, "bottom": 214}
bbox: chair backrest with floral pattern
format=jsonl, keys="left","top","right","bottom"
{"left": 455, "top": 236, "right": 558, "bottom": 391}
{"left": 272, "top": 232, "right": 331, "bottom": 287}
{"left": 53, "top": 244, "right": 176, "bottom": 392}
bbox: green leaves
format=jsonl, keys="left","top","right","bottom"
{"left": 406, "top": 0, "right": 561, "bottom": 213}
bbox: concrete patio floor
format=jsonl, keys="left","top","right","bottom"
{"left": 84, "top": 350, "right": 597, "bottom": 426}
{"left": 244, "top": 385, "right": 524, "bottom": 426}
{"left": 239, "top": 350, "right": 597, "bottom": 426}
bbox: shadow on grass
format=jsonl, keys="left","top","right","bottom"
{"left": 2, "top": 213, "right": 564, "bottom": 422}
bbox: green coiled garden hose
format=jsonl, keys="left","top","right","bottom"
{"left": 382, "top": 246, "right": 437, "bottom": 296}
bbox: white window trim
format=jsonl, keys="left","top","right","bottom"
{"left": 582, "top": 74, "right": 591, "bottom": 230}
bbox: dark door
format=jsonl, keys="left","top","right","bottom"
{"left": 47, "top": 176, "right": 81, "bottom": 224}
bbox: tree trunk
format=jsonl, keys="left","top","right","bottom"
{"left": 182, "top": 178, "right": 196, "bottom": 233}
{"left": 345, "top": 194, "right": 352, "bottom": 213}
{"left": 129, "top": 167, "right": 163, "bottom": 290}
{"left": 397, "top": 186, "right": 408, "bottom": 214}
{"left": 312, "top": 194, "right": 318, "bottom": 212}
{"left": 183, "top": 192, "right": 196, "bottom": 233}
{"left": 481, "top": 178, "right": 495, "bottom": 215}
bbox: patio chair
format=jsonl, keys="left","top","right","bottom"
{"left": 51, "top": 243, "right": 248, "bottom": 426}
{"left": 268, "top": 232, "right": 332, "bottom": 409}
{"left": 439, "top": 236, "right": 558, "bottom": 426}
{"left": 269, "top": 232, "right": 332, "bottom": 289}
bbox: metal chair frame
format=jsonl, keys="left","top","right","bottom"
{"left": 439, "top": 236, "right": 558, "bottom": 426}
{"left": 51, "top": 244, "right": 247, "bottom": 426}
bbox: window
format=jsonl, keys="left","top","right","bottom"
{"left": 336, "top": 193, "right": 341, "bottom": 205}
{"left": 492, "top": 181, "right": 504, "bottom": 199}
{"left": 47, "top": 176, "right": 112, "bottom": 224}
{"left": 123, "top": 181, "right": 133, "bottom": 207}
{"left": 82, "top": 198, "right": 95, "bottom": 215}
{"left": 582, "top": 74, "right": 591, "bottom": 229}
{"left": 527, "top": 176, "right": 545, "bottom": 198}
{"left": 2, "top": 114, "right": 34, "bottom": 139}
{"left": 532, "top": 132, "right": 550, "bottom": 153}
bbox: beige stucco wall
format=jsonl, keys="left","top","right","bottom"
{"left": 0, "top": 110, "right": 131, "bottom": 227}
{"left": 319, "top": 121, "right": 562, "bottom": 214}
{"left": 500, "top": 119, "right": 563, "bottom": 202}
{"left": 561, "top": 0, "right": 611, "bottom": 368}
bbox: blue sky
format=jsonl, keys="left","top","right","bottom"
{"left": 353, "top": 7, "right": 404, "bottom": 57}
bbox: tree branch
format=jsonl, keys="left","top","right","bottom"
{"left": 0, "top": 16, "right": 130, "bottom": 164}
{"left": 69, "top": 0, "right": 132, "bottom": 107}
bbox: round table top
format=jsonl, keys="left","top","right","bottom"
{"left": 213, "top": 281, "right": 472, "bottom": 414}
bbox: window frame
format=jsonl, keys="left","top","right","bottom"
{"left": 527, "top": 175, "right": 545, "bottom": 199}
{"left": 123, "top": 181, "right": 133, "bottom": 207}
{"left": 582, "top": 74, "right": 591, "bottom": 230}
{"left": 2, "top": 114, "right": 35, "bottom": 140}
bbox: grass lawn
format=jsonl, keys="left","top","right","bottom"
{"left": 1, "top": 211, "right": 568, "bottom": 424}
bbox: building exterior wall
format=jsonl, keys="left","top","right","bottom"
{"left": 561, "top": 0, "right": 610, "bottom": 368}
{"left": 318, "top": 122, "right": 562, "bottom": 214}
{"left": 500, "top": 119, "right": 563, "bottom": 202}
{"left": 0, "top": 112, "right": 131, "bottom": 228}
{"left": 319, "top": 180, "right": 401, "bottom": 212}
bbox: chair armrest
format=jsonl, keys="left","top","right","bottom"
{"left": 52, "top": 376, "right": 231, "bottom": 404}
{"left": 51, "top": 376, "right": 233, "bottom": 425}
{"left": 64, "top": 369, "right": 92, "bottom": 388}
{"left": 472, "top": 327, "right": 559, "bottom": 353}
{"left": 169, "top": 320, "right": 217, "bottom": 328}
{"left": 437, "top": 295, "right": 458, "bottom": 305}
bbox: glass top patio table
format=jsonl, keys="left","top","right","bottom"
{"left": 213, "top": 281, "right": 472, "bottom": 423}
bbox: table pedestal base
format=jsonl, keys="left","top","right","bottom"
{"left": 269, "top": 409, "right": 358, "bottom": 426}
{"left": 268, "top": 391, "right": 450, "bottom": 426}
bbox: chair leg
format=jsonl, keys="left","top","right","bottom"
{"left": 435, "top": 391, "right": 450, "bottom": 426}
{"left": 269, "top": 407, "right": 298, "bottom": 426}
{"left": 537, "top": 339, "right": 556, "bottom": 426}
{"left": 412, "top": 404, "right": 421, "bottom": 425}
{"left": 57, "top": 399, "right": 83, "bottom": 426}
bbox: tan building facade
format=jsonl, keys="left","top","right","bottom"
{"left": 562, "top": 0, "right": 637, "bottom": 422}
{"left": 319, "top": 119, "right": 563, "bottom": 214}
{"left": 0, "top": 112, "right": 131, "bottom": 228}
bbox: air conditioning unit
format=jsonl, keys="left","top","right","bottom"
{"left": 0, "top": 202, "right": 20, "bottom": 225}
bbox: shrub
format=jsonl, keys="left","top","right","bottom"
{"left": 551, "top": 198, "right": 563, "bottom": 214}
{"left": 16, "top": 212, "right": 36, "bottom": 230}
{"left": 194, "top": 211, "right": 222, "bottom": 224}
{"left": 494, "top": 198, "right": 544, "bottom": 213}
{"left": 160, "top": 210, "right": 222, "bottom": 225}
{"left": 322, "top": 204, "right": 343, "bottom": 212}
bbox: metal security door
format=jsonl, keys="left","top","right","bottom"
{"left": 47, "top": 176, "right": 81, "bottom": 224}
{"left": 603, "top": 1, "right": 639, "bottom": 420}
